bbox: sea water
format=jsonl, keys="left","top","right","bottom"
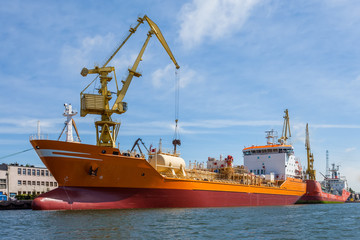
{"left": 1, "top": 203, "right": 359, "bottom": 239}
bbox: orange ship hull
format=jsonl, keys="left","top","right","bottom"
{"left": 30, "top": 140, "right": 306, "bottom": 210}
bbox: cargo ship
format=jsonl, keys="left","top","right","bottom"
{"left": 296, "top": 125, "right": 350, "bottom": 204}
{"left": 29, "top": 15, "right": 306, "bottom": 210}
{"left": 30, "top": 108, "right": 306, "bottom": 210}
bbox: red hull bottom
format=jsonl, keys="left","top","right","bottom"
{"left": 32, "top": 187, "right": 301, "bottom": 210}
{"left": 296, "top": 180, "right": 350, "bottom": 204}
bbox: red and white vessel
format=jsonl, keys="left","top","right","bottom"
{"left": 298, "top": 164, "right": 350, "bottom": 204}
{"left": 297, "top": 124, "right": 350, "bottom": 204}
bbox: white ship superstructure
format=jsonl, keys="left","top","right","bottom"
{"left": 321, "top": 163, "right": 348, "bottom": 195}
{"left": 243, "top": 126, "right": 302, "bottom": 181}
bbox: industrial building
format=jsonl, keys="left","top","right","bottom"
{"left": 0, "top": 163, "right": 57, "bottom": 199}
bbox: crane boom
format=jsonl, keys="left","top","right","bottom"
{"left": 102, "top": 17, "right": 145, "bottom": 68}
{"left": 112, "top": 31, "right": 153, "bottom": 112}
{"left": 143, "top": 15, "right": 180, "bottom": 69}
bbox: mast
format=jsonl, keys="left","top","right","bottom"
{"left": 326, "top": 150, "right": 329, "bottom": 178}
{"left": 37, "top": 120, "right": 41, "bottom": 139}
{"left": 58, "top": 103, "right": 81, "bottom": 142}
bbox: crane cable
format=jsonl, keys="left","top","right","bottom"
{"left": 174, "top": 69, "right": 180, "bottom": 141}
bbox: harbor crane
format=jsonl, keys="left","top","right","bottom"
{"left": 80, "top": 15, "right": 180, "bottom": 147}
{"left": 305, "top": 123, "right": 316, "bottom": 180}
{"left": 278, "top": 109, "right": 291, "bottom": 145}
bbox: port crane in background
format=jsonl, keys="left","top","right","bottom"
{"left": 278, "top": 109, "right": 291, "bottom": 145}
{"left": 305, "top": 123, "right": 316, "bottom": 180}
{"left": 80, "top": 15, "right": 180, "bottom": 147}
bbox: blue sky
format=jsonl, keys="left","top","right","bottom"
{"left": 1, "top": 0, "right": 360, "bottom": 190}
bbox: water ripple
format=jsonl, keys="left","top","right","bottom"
{"left": 1, "top": 204, "right": 360, "bottom": 239}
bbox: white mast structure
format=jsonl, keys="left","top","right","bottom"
{"left": 58, "top": 103, "right": 81, "bottom": 142}
{"left": 37, "top": 120, "right": 41, "bottom": 139}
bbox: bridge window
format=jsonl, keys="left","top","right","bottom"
{"left": 244, "top": 151, "right": 251, "bottom": 156}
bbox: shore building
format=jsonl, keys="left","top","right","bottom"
{"left": 0, "top": 163, "right": 58, "bottom": 199}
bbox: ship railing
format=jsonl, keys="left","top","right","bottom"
{"left": 29, "top": 134, "right": 49, "bottom": 140}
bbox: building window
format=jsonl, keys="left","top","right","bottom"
{"left": 50, "top": 182, "right": 53, "bottom": 187}
{"left": 37, "top": 181, "right": 40, "bottom": 186}
{"left": 18, "top": 191, "right": 21, "bottom": 195}
{"left": 28, "top": 181, "right": 31, "bottom": 185}
{"left": 37, "top": 192, "right": 40, "bottom": 195}
{"left": 18, "top": 180, "right": 21, "bottom": 185}
{"left": 41, "top": 181, "right": 44, "bottom": 186}
{"left": 23, "top": 191, "right": 26, "bottom": 194}
{"left": 23, "top": 180, "right": 26, "bottom": 185}
{"left": 28, "top": 191, "right": 31, "bottom": 195}
{"left": 23, "top": 169, "right": 26, "bottom": 175}
{"left": 37, "top": 170, "right": 40, "bottom": 176}
{"left": 32, "top": 181, "right": 35, "bottom": 185}
{"left": 250, "top": 170, "right": 252, "bottom": 173}
{"left": 46, "top": 170, "right": 49, "bottom": 176}
{"left": 28, "top": 169, "right": 31, "bottom": 175}
{"left": 41, "top": 170, "right": 44, "bottom": 176}
{"left": 18, "top": 168, "right": 21, "bottom": 175}
{"left": 46, "top": 182, "right": 49, "bottom": 186}
{"left": 54, "top": 182, "right": 58, "bottom": 187}
{"left": 0, "top": 179, "right": 6, "bottom": 189}
{"left": 32, "top": 169, "right": 35, "bottom": 175}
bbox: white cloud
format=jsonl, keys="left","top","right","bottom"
{"left": 0, "top": 117, "right": 63, "bottom": 134}
{"left": 151, "top": 63, "right": 199, "bottom": 89}
{"left": 151, "top": 64, "right": 174, "bottom": 88}
{"left": 345, "top": 147, "right": 356, "bottom": 153}
{"left": 178, "top": 0, "right": 261, "bottom": 48}
{"left": 61, "top": 33, "right": 117, "bottom": 74}
{"left": 312, "top": 124, "right": 360, "bottom": 129}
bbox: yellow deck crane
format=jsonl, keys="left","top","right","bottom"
{"left": 278, "top": 109, "right": 291, "bottom": 145}
{"left": 305, "top": 123, "right": 316, "bottom": 180}
{"left": 80, "top": 15, "right": 180, "bottom": 147}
